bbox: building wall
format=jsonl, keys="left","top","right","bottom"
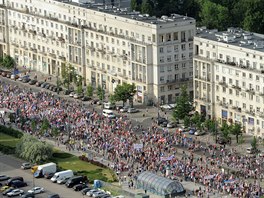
{"left": 1, "top": 0, "right": 195, "bottom": 104}
{"left": 194, "top": 32, "right": 264, "bottom": 137}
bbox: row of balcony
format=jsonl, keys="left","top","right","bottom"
{"left": 218, "top": 101, "right": 264, "bottom": 118}
{"left": 216, "top": 59, "right": 264, "bottom": 75}
{"left": 160, "top": 78, "right": 190, "bottom": 85}
{"left": 195, "top": 75, "right": 211, "bottom": 81}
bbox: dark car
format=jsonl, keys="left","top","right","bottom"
{"left": 10, "top": 180, "right": 27, "bottom": 188}
{"left": 91, "top": 99, "right": 99, "bottom": 105}
{"left": 0, "top": 175, "right": 10, "bottom": 181}
{"left": 156, "top": 117, "right": 168, "bottom": 125}
{"left": 40, "top": 82, "right": 48, "bottom": 88}
{"left": 22, "top": 78, "right": 31, "bottom": 83}
{"left": 81, "top": 187, "right": 92, "bottom": 195}
{"left": 6, "top": 177, "right": 24, "bottom": 186}
{"left": 44, "top": 173, "right": 54, "bottom": 179}
{"left": 81, "top": 96, "right": 91, "bottom": 101}
{"left": 35, "top": 81, "right": 43, "bottom": 87}
{"left": 44, "top": 83, "right": 51, "bottom": 89}
{"left": 21, "top": 192, "right": 35, "bottom": 198}
{"left": 6, "top": 73, "right": 11, "bottom": 78}
{"left": 28, "top": 80, "right": 37, "bottom": 85}
{"left": 65, "top": 176, "right": 87, "bottom": 188}
{"left": 47, "top": 194, "right": 60, "bottom": 198}
{"left": 63, "top": 90, "right": 71, "bottom": 95}
{"left": 217, "top": 137, "right": 231, "bottom": 145}
{"left": 73, "top": 183, "right": 88, "bottom": 191}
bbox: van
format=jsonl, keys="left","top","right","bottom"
{"left": 65, "top": 176, "right": 87, "bottom": 188}
{"left": 102, "top": 109, "right": 116, "bottom": 119}
{"left": 103, "top": 102, "right": 116, "bottom": 109}
{"left": 50, "top": 170, "right": 74, "bottom": 183}
{"left": 31, "top": 165, "right": 38, "bottom": 173}
{"left": 6, "top": 177, "right": 24, "bottom": 186}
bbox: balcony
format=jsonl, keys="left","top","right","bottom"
{"left": 58, "top": 56, "right": 66, "bottom": 61}
{"left": 259, "top": 92, "right": 264, "bottom": 97}
{"left": 49, "top": 53, "right": 56, "bottom": 59}
{"left": 246, "top": 88, "right": 255, "bottom": 94}
{"left": 231, "top": 85, "right": 241, "bottom": 91}
{"left": 219, "top": 101, "right": 228, "bottom": 109}
{"left": 245, "top": 110, "right": 255, "bottom": 116}
{"left": 30, "top": 47, "right": 37, "bottom": 53}
{"left": 257, "top": 112, "right": 264, "bottom": 118}
{"left": 219, "top": 81, "right": 228, "bottom": 87}
{"left": 231, "top": 106, "right": 242, "bottom": 112}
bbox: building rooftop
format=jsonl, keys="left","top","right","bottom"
{"left": 196, "top": 27, "right": 264, "bottom": 52}
{"left": 55, "top": 0, "right": 194, "bottom": 25}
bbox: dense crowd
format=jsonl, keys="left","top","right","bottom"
{"left": 0, "top": 80, "right": 264, "bottom": 197}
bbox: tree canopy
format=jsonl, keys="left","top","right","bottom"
{"left": 1, "top": 55, "right": 16, "bottom": 69}
{"left": 16, "top": 134, "right": 53, "bottom": 163}
{"left": 111, "top": 83, "right": 136, "bottom": 106}
{"left": 173, "top": 85, "right": 193, "bottom": 120}
{"left": 131, "top": 0, "right": 264, "bottom": 33}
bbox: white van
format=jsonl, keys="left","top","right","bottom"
{"left": 50, "top": 170, "right": 73, "bottom": 183}
{"left": 103, "top": 102, "right": 116, "bottom": 109}
{"left": 102, "top": 109, "right": 116, "bottom": 119}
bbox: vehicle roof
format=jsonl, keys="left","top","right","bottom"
{"left": 38, "top": 162, "right": 56, "bottom": 169}
{"left": 102, "top": 109, "right": 114, "bottom": 113}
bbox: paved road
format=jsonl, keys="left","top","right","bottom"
{"left": 0, "top": 153, "right": 86, "bottom": 198}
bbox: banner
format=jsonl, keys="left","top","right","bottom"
{"left": 160, "top": 155, "right": 174, "bottom": 161}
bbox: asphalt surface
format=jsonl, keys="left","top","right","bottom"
{"left": 0, "top": 153, "right": 86, "bottom": 198}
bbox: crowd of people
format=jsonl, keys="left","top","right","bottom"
{"left": 0, "top": 80, "right": 264, "bottom": 197}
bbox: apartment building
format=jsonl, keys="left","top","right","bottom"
{"left": 0, "top": 0, "right": 195, "bottom": 104}
{"left": 194, "top": 27, "right": 264, "bottom": 137}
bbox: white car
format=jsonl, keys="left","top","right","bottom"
{"left": 69, "top": 92, "right": 75, "bottom": 97}
{"left": 113, "top": 196, "right": 125, "bottom": 198}
{"left": 127, "top": 108, "right": 139, "bottom": 113}
{"left": 194, "top": 130, "right": 206, "bottom": 136}
{"left": 7, "top": 189, "right": 24, "bottom": 197}
{"left": 120, "top": 106, "right": 130, "bottom": 112}
{"left": 93, "top": 191, "right": 106, "bottom": 198}
{"left": 86, "top": 189, "right": 99, "bottom": 197}
{"left": 28, "top": 187, "right": 44, "bottom": 194}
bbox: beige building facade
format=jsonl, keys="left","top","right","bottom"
{"left": 194, "top": 27, "right": 264, "bottom": 137}
{"left": 0, "top": 0, "right": 195, "bottom": 104}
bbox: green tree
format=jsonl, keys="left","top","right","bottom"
{"left": 199, "top": 0, "right": 230, "bottom": 30}
{"left": 251, "top": 136, "right": 257, "bottom": 150}
{"left": 183, "top": 116, "right": 191, "bottom": 128}
{"left": 76, "top": 76, "right": 83, "bottom": 95}
{"left": 220, "top": 122, "right": 231, "bottom": 143}
{"left": 86, "top": 84, "right": 94, "bottom": 97}
{"left": 131, "top": 0, "right": 139, "bottom": 11}
{"left": 1, "top": 55, "right": 16, "bottom": 69}
{"left": 111, "top": 83, "right": 136, "bottom": 106}
{"left": 31, "top": 119, "right": 37, "bottom": 133}
{"left": 61, "top": 63, "right": 77, "bottom": 90}
{"left": 51, "top": 127, "right": 60, "bottom": 137}
{"left": 97, "top": 85, "right": 105, "bottom": 101}
{"left": 16, "top": 134, "right": 53, "bottom": 163}
{"left": 141, "top": 0, "right": 153, "bottom": 15}
{"left": 173, "top": 85, "right": 192, "bottom": 120}
{"left": 230, "top": 123, "right": 242, "bottom": 143}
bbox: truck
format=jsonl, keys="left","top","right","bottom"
{"left": 33, "top": 162, "right": 56, "bottom": 178}
{"left": 31, "top": 165, "right": 38, "bottom": 173}
{"left": 50, "top": 170, "right": 74, "bottom": 183}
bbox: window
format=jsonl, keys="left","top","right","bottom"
{"left": 174, "top": 45, "right": 178, "bottom": 52}
{"left": 160, "top": 47, "right": 164, "bottom": 53}
{"left": 160, "top": 56, "right": 164, "bottom": 63}
{"left": 160, "top": 66, "right": 165, "bottom": 72}
{"left": 181, "top": 44, "right": 186, "bottom": 50}
{"left": 175, "top": 64, "right": 179, "bottom": 70}
{"left": 229, "top": 89, "right": 232, "bottom": 94}
{"left": 160, "top": 86, "right": 165, "bottom": 92}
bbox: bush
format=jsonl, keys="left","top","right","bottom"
{"left": 0, "top": 144, "right": 15, "bottom": 154}
{"left": 78, "top": 156, "right": 108, "bottom": 168}
{"left": 0, "top": 125, "right": 23, "bottom": 138}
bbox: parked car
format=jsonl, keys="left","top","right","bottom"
{"left": 156, "top": 117, "right": 167, "bottom": 125}
{"left": 91, "top": 99, "right": 99, "bottom": 105}
{"left": 160, "top": 120, "right": 168, "bottom": 127}
{"left": 6, "top": 177, "right": 24, "bottom": 186}
{"left": 27, "top": 187, "right": 44, "bottom": 194}
{"left": 69, "top": 92, "right": 75, "bottom": 97}
{"left": 7, "top": 189, "right": 24, "bottom": 197}
{"left": 73, "top": 183, "right": 88, "bottom": 191}
{"left": 81, "top": 187, "right": 92, "bottom": 195}
{"left": 0, "top": 175, "right": 10, "bottom": 181}
{"left": 10, "top": 74, "right": 19, "bottom": 80}
{"left": 120, "top": 106, "right": 130, "bottom": 112}
{"left": 216, "top": 136, "right": 231, "bottom": 145}
{"left": 35, "top": 81, "right": 44, "bottom": 87}
{"left": 22, "top": 78, "right": 30, "bottom": 83}
{"left": 21, "top": 192, "right": 35, "bottom": 198}
{"left": 10, "top": 180, "right": 27, "bottom": 188}
{"left": 246, "top": 147, "right": 258, "bottom": 154}
{"left": 87, "top": 189, "right": 100, "bottom": 197}
{"left": 1, "top": 185, "right": 11, "bottom": 193}
{"left": 21, "top": 163, "right": 31, "bottom": 170}
{"left": 81, "top": 96, "right": 91, "bottom": 101}
{"left": 47, "top": 194, "right": 60, "bottom": 198}
{"left": 103, "top": 102, "right": 116, "bottom": 109}
{"left": 56, "top": 177, "right": 70, "bottom": 184}
{"left": 1, "top": 71, "right": 8, "bottom": 77}
{"left": 73, "top": 93, "right": 84, "bottom": 99}
{"left": 127, "top": 108, "right": 139, "bottom": 113}
{"left": 44, "top": 83, "right": 51, "bottom": 89}
{"left": 28, "top": 79, "right": 37, "bottom": 85}
{"left": 189, "top": 128, "right": 196, "bottom": 135}
{"left": 6, "top": 73, "right": 11, "bottom": 78}
{"left": 40, "top": 82, "right": 48, "bottom": 88}
{"left": 93, "top": 191, "right": 107, "bottom": 198}
{"left": 44, "top": 173, "right": 54, "bottom": 179}
{"left": 63, "top": 90, "right": 71, "bottom": 95}
{"left": 100, "top": 195, "right": 111, "bottom": 198}
{"left": 194, "top": 130, "right": 206, "bottom": 136}
{"left": 167, "top": 121, "right": 177, "bottom": 128}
